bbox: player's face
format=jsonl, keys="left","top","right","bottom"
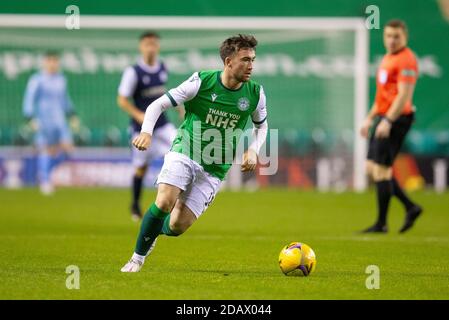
{"left": 43, "top": 56, "right": 60, "bottom": 74}
{"left": 383, "top": 27, "right": 407, "bottom": 54}
{"left": 227, "top": 48, "right": 256, "bottom": 82}
{"left": 139, "top": 36, "right": 160, "bottom": 63}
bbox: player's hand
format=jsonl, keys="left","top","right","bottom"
{"left": 132, "top": 132, "right": 152, "bottom": 151}
{"left": 360, "top": 117, "right": 372, "bottom": 138}
{"left": 241, "top": 149, "right": 258, "bottom": 172}
{"left": 375, "top": 119, "right": 392, "bottom": 139}
{"left": 69, "top": 116, "right": 81, "bottom": 133}
{"left": 27, "top": 118, "right": 39, "bottom": 132}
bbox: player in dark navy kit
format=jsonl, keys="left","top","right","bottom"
{"left": 118, "top": 31, "right": 182, "bottom": 221}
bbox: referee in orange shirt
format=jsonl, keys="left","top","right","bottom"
{"left": 360, "top": 19, "right": 422, "bottom": 233}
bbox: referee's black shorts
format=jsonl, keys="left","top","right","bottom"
{"left": 367, "top": 113, "right": 414, "bottom": 167}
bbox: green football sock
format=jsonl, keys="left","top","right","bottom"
{"left": 134, "top": 203, "right": 169, "bottom": 255}
{"left": 160, "top": 214, "right": 179, "bottom": 237}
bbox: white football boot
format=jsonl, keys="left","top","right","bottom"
{"left": 120, "top": 239, "right": 157, "bottom": 273}
{"left": 120, "top": 258, "right": 143, "bottom": 273}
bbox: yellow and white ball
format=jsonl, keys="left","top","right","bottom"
{"left": 279, "top": 242, "right": 316, "bottom": 276}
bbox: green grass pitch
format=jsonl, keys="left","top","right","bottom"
{"left": 1, "top": 187, "right": 448, "bottom": 299}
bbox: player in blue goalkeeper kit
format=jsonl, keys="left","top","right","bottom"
{"left": 23, "top": 51, "right": 80, "bottom": 195}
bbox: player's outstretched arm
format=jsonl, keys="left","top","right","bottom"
{"left": 134, "top": 72, "right": 201, "bottom": 152}
{"left": 132, "top": 94, "right": 173, "bottom": 151}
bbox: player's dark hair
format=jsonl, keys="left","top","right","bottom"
{"left": 44, "top": 50, "right": 59, "bottom": 58}
{"left": 139, "top": 31, "right": 160, "bottom": 41}
{"left": 385, "top": 19, "right": 408, "bottom": 37}
{"left": 219, "top": 34, "right": 258, "bottom": 63}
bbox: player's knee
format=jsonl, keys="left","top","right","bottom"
{"left": 372, "top": 164, "right": 392, "bottom": 181}
{"left": 155, "top": 197, "right": 175, "bottom": 213}
{"left": 135, "top": 166, "right": 147, "bottom": 178}
{"left": 155, "top": 184, "right": 181, "bottom": 212}
{"left": 365, "top": 162, "right": 374, "bottom": 178}
{"left": 155, "top": 192, "right": 177, "bottom": 212}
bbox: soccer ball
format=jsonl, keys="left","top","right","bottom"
{"left": 278, "top": 242, "right": 316, "bottom": 276}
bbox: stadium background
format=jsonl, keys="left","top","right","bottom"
{"left": 0, "top": 0, "right": 448, "bottom": 190}
{"left": 1, "top": 0, "right": 449, "bottom": 301}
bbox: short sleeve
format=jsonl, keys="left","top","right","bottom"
{"left": 118, "top": 66, "right": 138, "bottom": 97}
{"left": 397, "top": 54, "right": 418, "bottom": 84}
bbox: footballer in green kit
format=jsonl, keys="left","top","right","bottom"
{"left": 122, "top": 34, "right": 268, "bottom": 272}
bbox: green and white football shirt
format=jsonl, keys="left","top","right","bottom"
{"left": 166, "top": 70, "right": 267, "bottom": 180}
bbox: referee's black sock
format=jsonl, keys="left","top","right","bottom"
{"left": 391, "top": 178, "right": 415, "bottom": 210}
{"left": 375, "top": 180, "right": 393, "bottom": 227}
{"left": 132, "top": 175, "right": 143, "bottom": 209}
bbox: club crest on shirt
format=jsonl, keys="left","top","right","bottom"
{"left": 237, "top": 97, "right": 250, "bottom": 111}
{"left": 378, "top": 69, "right": 388, "bottom": 84}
